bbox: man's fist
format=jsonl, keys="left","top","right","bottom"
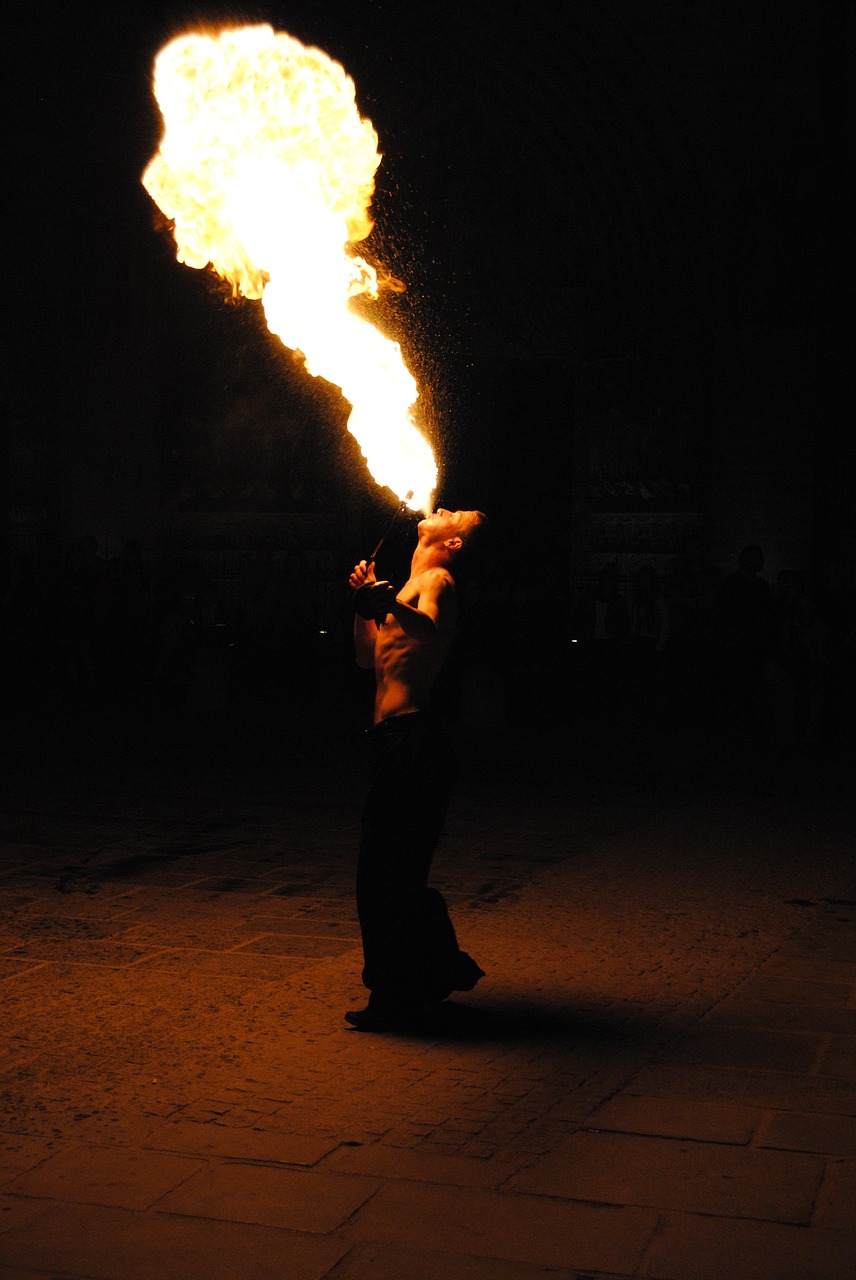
{"left": 348, "top": 558, "right": 378, "bottom": 591}
{"left": 353, "top": 580, "right": 396, "bottom": 620}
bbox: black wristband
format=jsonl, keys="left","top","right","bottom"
{"left": 353, "top": 580, "right": 396, "bottom": 620}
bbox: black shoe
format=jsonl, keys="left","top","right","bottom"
{"left": 448, "top": 952, "right": 486, "bottom": 993}
{"left": 344, "top": 1002, "right": 423, "bottom": 1032}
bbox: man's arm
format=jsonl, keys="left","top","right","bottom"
{"left": 388, "top": 569, "right": 457, "bottom": 642}
{"left": 349, "top": 559, "right": 379, "bottom": 669}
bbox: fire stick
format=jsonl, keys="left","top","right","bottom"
{"left": 365, "top": 490, "right": 414, "bottom": 566}
{"left": 350, "top": 490, "right": 414, "bottom": 619}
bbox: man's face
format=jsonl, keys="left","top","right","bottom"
{"left": 417, "top": 508, "right": 482, "bottom": 552}
{"left": 418, "top": 508, "right": 467, "bottom": 540}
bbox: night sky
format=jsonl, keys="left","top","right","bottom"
{"left": 5, "top": 3, "right": 845, "bottom": 560}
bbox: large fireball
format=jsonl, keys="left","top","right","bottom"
{"left": 143, "top": 24, "right": 437, "bottom": 513}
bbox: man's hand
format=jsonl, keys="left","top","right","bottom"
{"left": 350, "top": 559, "right": 396, "bottom": 622}
{"left": 349, "top": 559, "right": 377, "bottom": 591}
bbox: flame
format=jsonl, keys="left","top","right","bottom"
{"left": 143, "top": 24, "right": 436, "bottom": 513}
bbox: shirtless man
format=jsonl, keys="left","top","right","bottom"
{"left": 346, "top": 508, "right": 487, "bottom": 1030}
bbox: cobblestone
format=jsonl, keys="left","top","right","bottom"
{"left": 0, "top": 721, "right": 854, "bottom": 1277}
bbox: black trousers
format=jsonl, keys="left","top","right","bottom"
{"left": 356, "top": 712, "right": 483, "bottom": 1005}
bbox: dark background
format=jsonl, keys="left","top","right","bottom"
{"left": 2, "top": 2, "right": 851, "bottom": 755}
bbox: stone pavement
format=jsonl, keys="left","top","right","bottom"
{"left": 1, "top": 706, "right": 855, "bottom": 1279}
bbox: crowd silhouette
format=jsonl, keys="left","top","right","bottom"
{"left": 455, "top": 533, "right": 855, "bottom": 785}
{"left": 2, "top": 529, "right": 854, "bottom": 784}
{"left": 3, "top": 534, "right": 300, "bottom": 724}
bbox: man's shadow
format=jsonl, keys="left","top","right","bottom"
{"left": 380, "top": 995, "right": 669, "bottom": 1046}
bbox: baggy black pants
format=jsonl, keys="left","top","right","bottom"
{"left": 356, "top": 712, "right": 484, "bottom": 1006}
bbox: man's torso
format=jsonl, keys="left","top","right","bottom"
{"left": 373, "top": 568, "right": 456, "bottom": 723}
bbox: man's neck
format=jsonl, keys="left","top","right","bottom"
{"left": 410, "top": 543, "right": 449, "bottom": 578}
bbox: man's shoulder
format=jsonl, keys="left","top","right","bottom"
{"left": 410, "top": 566, "right": 456, "bottom": 593}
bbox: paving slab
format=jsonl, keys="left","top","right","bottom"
{"left": 704, "top": 997, "right": 856, "bottom": 1033}
{"left": 647, "top": 1212, "right": 856, "bottom": 1280}
{"left": 237, "top": 916, "right": 363, "bottom": 938}
{"left": 0, "top": 1202, "right": 347, "bottom": 1280}
{"left": 0, "top": 1135, "right": 64, "bottom": 1182}
{"left": 775, "top": 929, "right": 856, "bottom": 964}
{"left": 145, "top": 1120, "right": 338, "bottom": 1165}
{"left": 117, "top": 921, "right": 272, "bottom": 949}
{"left": 513, "top": 1130, "right": 825, "bottom": 1223}
{"left": 729, "top": 974, "right": 855, "bottom": 1005}
{"left": 0, "top": 1265, "right": 95, "bottom": 1280}
{"left": 0, "top": 957, "right": 46, "bottom": 980}
{"left": 813, "top": 1157, "right": 856, "bottom": 1230}
{"left": 235, "top": 935, "right": 358, "bottom": 958}
{"left": 319, "top": 1143, "right": 518, "bottom": 1187}
{"left": 2, "top": 939, "right": 166, "bottom": 967}
{"left": 624, "top": 1062, "right": 856, "bottom": 1113}
{"left": 757, "top": 1109, "right": 856, "bottom": 1157}
{"left": 761, "top": 955, "right": 856, "bottom": 984}
{"left": 326, "top": 1242, "right": 606, "bottom": 1280}
{"left": 156, "top": 1163, "right": 379, "bottom": 1232}
{"left": 0, "top": 1195, "right": 50, "bottom": 1237}
{"left": 653, "top": 1024, "right": 822, "bottom": 1071}
{"left": 123, "top": 947, "right": 315, "bottom": 979}
{"left": 583, "top": 1095, "right": 760, "bottom": 1144}
{"left": 817, "top": 1033, "right": 856, "bottom": 1076}
{"left": 3, "top": 1145, "right": 206, "bottom": 1210}
{"left": 343, "top": 1181, "right": 659, "bottom": 1273}
{"left": 6, "top": 889, "right": 145, "bottom": 920}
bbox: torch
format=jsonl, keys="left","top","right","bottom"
{"left": 352, "top": 490, "right": 414, "bottom": 619}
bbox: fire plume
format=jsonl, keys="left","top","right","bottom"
{"left": 143, "top": 24, "right": 436, "bottom": 513}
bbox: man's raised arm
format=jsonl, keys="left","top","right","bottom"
{"left": 349, "top": 559, "right": 379, "bottom": 669}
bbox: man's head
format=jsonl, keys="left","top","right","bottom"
{"left": 417, "top": 509, "right": 487, "bottom": 560}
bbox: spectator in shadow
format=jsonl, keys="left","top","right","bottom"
{"left": 627, "top": 564, "right": 671, "bottom": 768}
{"left": 771, "top": 568, "right": 806, "bottom": 626}
{"left": 670, "top": 534, "right": 722, "bottom": 617}
{"left": 451, "top": 571, "right": 507, "bottom": 734}
{"left": 572, "top": 563, "right": 631, "bottom": 771}
{"left": 106, "top": 539, "right": 152, "bottom": 702}
{"left": 668, "top": 533, "right": 720, "bottom": 661}
{"left": 631, "top": 564, "right": 671, "bottom": 662}
{"left": 1, "top": 549, "right": 49, "bottom": 718}
{"left": 815, "top": 555, "right": 856, "bottom": 744}
{"left": 233, "top": 546, "right": 317, "bottom": 724}
{"left": 60, "top": 535, "right": 108, "bottom": 704}
{"left": 765, "top": 568, "right": 806, "bottom": 735}
{"left": 281, "top": 546, "right": 319, "bottom": 706}
{"left": 665, "top": 534, "right": 721, "bottom": 747}
{"left": 575, "top": 562, "right": 631, "bottom": 651}
{"left": 777, "top": 588, "right": 830, "bottom": 744}
{"left": 151, "top": 533, "right": 212, "bottom": 708}
{"left": 711, "top": 544, "right": 777, "bottom": 766}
